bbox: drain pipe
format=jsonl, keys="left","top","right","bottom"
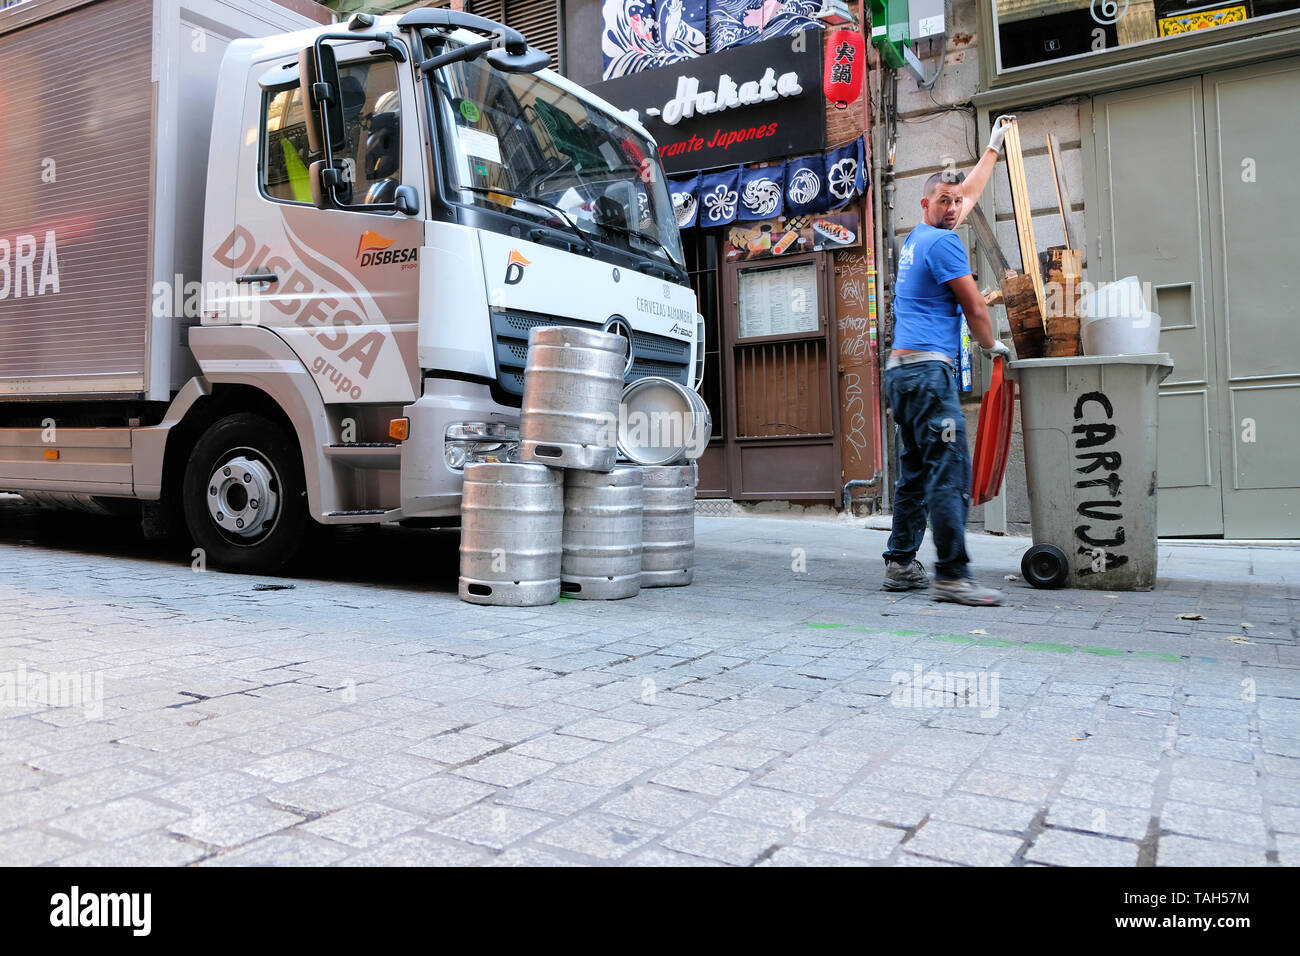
{"left": 842, "top": 472, "right": 883, "bottom": 513}
{"left": 880, "top": 71, "right": 900, "bottom": 516}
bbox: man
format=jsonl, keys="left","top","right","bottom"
{"left": 881, "top": 115, "right": 1015, "bottom": 606}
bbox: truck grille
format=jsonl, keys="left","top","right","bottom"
{"left": 491, "top": 308, "right": 692, "bottom": 399}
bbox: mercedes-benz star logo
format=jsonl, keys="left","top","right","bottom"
{"left": 603, "top": 316, "right": 635, "bottom": 377}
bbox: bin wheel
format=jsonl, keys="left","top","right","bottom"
{"left": 1021, "top": 544, "right": 1069, "bottom": 589}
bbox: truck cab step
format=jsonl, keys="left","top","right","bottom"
{"left": 322, "top": 442, "right": 401, "bottom": 470}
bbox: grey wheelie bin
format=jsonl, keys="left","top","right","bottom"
{"left": 1004, "top": 354, "right": 1174, "bottom": 591}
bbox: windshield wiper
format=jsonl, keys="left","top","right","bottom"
{"left": 458, "top": 185, "right": 596, "bottom": 258}
{"left": 591, "top": 219, "right": 685, "bottom": 281}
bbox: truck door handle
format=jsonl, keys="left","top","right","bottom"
{"left": 236, "top": 272, "right": 279, "bottom": 284}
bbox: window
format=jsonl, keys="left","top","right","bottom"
{"left": 263, "top": 83, "right": 313, "bottom": 203}
{"left": 261, "top": 57, "right": 402, "bottom": 207}
{"left": 428, "top": 45, "right": 684, "bottom": 268}
{"left": 993, "top": 0, "right": 1300, "bottom": 72}
{"left": 737, "top": 261, "right": 820, "bottom": 339}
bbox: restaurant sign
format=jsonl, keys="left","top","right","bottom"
{"left": 590, "top": 33, "right": 825, "bottom": 175}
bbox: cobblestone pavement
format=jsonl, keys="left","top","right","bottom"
{"left": 1, "top": 496, "right": 1297, "bottom": 867}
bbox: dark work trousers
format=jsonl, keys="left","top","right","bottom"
{"left": 881, "top": 360, "right": 972, "bottom": 581}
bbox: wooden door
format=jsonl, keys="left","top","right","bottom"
{"left": 721, "top": 251, "right": 842, "bottom": 500}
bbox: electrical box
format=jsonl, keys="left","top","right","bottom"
{"left": 870, "top": 0, "right": 910, "bottom": 69}
{"left": 909, "top": 0, "right": 945, "bottom": 40}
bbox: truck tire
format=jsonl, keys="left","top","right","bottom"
{"left": 182, "top": 413, "right": 310, "bottom": 573}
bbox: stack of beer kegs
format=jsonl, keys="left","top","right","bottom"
{"left": 459, "top": 327, "right": 710, "bottom": 606}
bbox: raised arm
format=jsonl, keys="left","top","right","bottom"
{"left": 954, "top": 115, "right": 1014, "bottom": 228}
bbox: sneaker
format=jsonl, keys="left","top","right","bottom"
{"left": 883, "top": 559, "right": 930, "bottom": 591}
{"left": 932, "top": 577, "right": 1005, "bottom": 606}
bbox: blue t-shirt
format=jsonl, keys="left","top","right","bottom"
{"left": 892, "top": 222, "right": 971, "bottom": 358}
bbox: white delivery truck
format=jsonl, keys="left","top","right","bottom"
{"left": 0, "top": 0, "right": 703, "bottom": 571}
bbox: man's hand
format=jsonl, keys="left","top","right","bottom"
{"left": 986, "top": 115, "right": 1015, "bottom": 155}
{"left": 980, "top": 340, "right": 1012, "bottom": 361}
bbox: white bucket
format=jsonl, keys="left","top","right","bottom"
{"left": 1079, "top": 275, "right": 1146, "bottom": 324}
{"left": 1081, "top": 313, "right": 1161, "bottom": 356}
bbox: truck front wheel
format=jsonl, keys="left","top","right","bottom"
{"left": 182, "top": 413, "right": 310, "bottom": 573}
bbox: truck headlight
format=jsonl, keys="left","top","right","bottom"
{"left": 444, "top": 422, "right": 520, "bottom": 471}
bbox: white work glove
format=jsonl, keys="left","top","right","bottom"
{"left": 986, "top": 115, "right": 1015, "bottom": 154}
{"left": 980, "top": 340, "right": 1012, "bottom": 361}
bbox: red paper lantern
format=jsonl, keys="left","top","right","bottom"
{"left": 825, "top": 29, "right": 865, "bottom": 109}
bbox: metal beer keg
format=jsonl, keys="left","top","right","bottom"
{"left": 561, "top": 466, "right": 644, "bottom": 600}
{"left": 639, "top": 462, "right": 696, "bottom": 587}
{"left": 520, "top": 326, "right": 624, "bottom": 473}
{"left": 459, "top": 462, "right": 563, "bottom": 606}
{"left": 618, "top": 377, "right": 712, "bottom": 466}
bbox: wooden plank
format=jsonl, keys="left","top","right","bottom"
{"left": 966, "top": 202, "right": 1014, "bottom": 279}
{"left": 1003, "top": 119, "right": 1045, "bottom": 326}
{"left": 1042, "top": 247, "right": 1083, "bottom": 357}
{"left": 1046, "top": 132, "right": 1076, "bottom": 250}
{"left": 1001, "top": 273, "right": 1044, "bottom": 359}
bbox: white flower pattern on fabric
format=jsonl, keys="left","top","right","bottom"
{"left": 703, "top": 183, "right": 738, "bottom": 222}
{"left": 787, "top": 168, "right": 821, "bottom": 206}
{"left": 828, "top": 158, "right": 858, "bottom": 201}
{"left": 741, "top": 177, "right": 782, "bottom": 218}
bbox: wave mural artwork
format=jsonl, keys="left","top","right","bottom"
{"left": 602, "top": 0, "right": 707, "bottom": 80}
{"left": 603, "top": 0, "right": 822, "bottom": 79}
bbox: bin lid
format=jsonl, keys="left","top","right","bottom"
{"left": 1006, "top": 352, "right": 1173, "bottom": 372}
{"left": 971, "top": 356, "right": 1016, "bottom": 506}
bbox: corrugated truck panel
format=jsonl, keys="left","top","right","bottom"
{"left": 0, "top": 0, "right": 155, "bottom": 397}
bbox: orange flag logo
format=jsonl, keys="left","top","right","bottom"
{"left": 504, "top": 249, "right": 531, "bottom": 285}
{"left": 357, "top": 230, "right": 396, "bottom": 258}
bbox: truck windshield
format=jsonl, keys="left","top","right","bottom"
{"left": 426, "top": 46, "right": 685, "bottom": 271}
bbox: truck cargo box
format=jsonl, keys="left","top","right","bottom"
{"left": 0, "top": 0, "right": 326, "bottom": 401}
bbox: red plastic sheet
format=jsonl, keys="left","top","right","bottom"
{"left": 971, "top": 356, "right": 1016, "bottom": 506}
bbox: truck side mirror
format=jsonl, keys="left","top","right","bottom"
{"left": 308, "top": 159, "right": 354, "bottom": 209}
{"left": 394, "top": 184, "right": 421, "bottom": 217}
{"left": 298, "top": 43, "right": 346, "bottom": 157}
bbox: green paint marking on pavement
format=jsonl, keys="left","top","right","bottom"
{"left": 801, "top": 623, "right": 1192, "bottom": 664}
{"left": 1136, "top": 651, "right": 1180, "bottom": 662}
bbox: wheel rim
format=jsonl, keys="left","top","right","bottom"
{"left": 205, "top": 447, "right": 281, "bottom": 544}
